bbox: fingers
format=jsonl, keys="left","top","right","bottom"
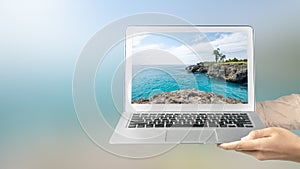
{"left": 242, "top": 128, "right": 272, "bottom": 141}
{"left": 218, "top": 128, "right": 276, "bottom": 151}
{"left": 217, "top": 128, "right": 299, "bottom": 162}
{"left": 236, "top": 150, "right": 280, "bottom": 161}
{"left": 236, "top": 150, "right": 266, "bottom": 160}
{"left": 217, "top": 141, "right": 240, "bottom": 150}
{"left": 218, "top": 139, "right": 262, "bottom": 151}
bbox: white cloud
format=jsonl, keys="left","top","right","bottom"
{"left": 133, "top": 43, "right": 162, "bottom": 53}
{"left": 166, "top": 45, "right": 201, "bottom": 64}
{"left": 192, "top": 34, "right": 206, "bottom": 43}
{"left": 131, "top": 32, "right": 248, "bottom": 65}
{"left": 133, "top": 40, "right": 213, "bottom": 64}
{"left": 132, "top": 49, "right": 186, "bottom": 65}
{"left": 132, "top": 43, "right": 202, "bottom": 65}
{"left": 210, "top": 32, "right": 247, "bottom": 53}
{"left": 189, "top": 41, "right": 214, "bottom": 54}
{"left": 132, "top": 34, "right": 149, "bottom": 47}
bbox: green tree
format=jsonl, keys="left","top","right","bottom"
{"left": 220, "top": 54, "right": 226, "bottom": 62}
{"left": 232, "top": 57, "right": 239, "bottom": 62}
{"left": 213, "top": 48, "right": 220, "bottom": 62}
{"left": 213, "top": 48, "right": 226, "bottom": 62}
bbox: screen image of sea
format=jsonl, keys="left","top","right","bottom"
{"left": 130, "top": 31, "right": 248, "bottom": 104}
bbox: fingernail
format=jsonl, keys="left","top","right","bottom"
{"left": 217, "top": 144, "right": 224, "bottom": 148}
{"left": 241, "top": 136, "right": 248, "bottom": 141}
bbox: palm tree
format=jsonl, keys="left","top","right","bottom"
{"left": 213, "top": 48, "right": 220, "bottom": 62}
{"left": 220, "top": 54, "right": 226, "bottom": 62}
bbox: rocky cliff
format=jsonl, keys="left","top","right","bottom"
{"left": 186, "top": 62, "right": 247, "bottom": 83}
{"left": 185, "top": 62, "right": 208, "bottom": 73}
{"left": 132, "top": 88, "right": 245, "bottom": 104}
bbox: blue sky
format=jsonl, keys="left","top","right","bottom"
{"left": 132, "top": 32, "right": 247, "bottom": 65}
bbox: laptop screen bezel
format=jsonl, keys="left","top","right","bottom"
{"left": 124, "top": 25, "right": 255, "bottom": 112}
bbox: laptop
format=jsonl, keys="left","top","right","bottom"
{"left": 110, "top": 25, "right": 265, "bottom": 144}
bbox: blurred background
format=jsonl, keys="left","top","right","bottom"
{"left": 1, "top": 0, "right": 300, "bottom": 169}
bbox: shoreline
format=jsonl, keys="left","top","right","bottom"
{"left": 132, "top": 88, "right": 246, "bottom": 104}
{"left": 185, "top": 62, "right": 248, "bottom": 83}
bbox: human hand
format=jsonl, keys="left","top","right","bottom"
{"left": 218, "top": 127, "right": 300, "bottom": 163}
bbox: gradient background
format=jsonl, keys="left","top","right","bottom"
{"left": 1, "top": 0, "right": 300, "bottom": 169}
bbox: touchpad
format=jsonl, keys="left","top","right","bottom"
{"left": 166, "top": 130, "right": 217, "bottom": 144}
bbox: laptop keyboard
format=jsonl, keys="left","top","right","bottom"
{"left": 128, "top": 113, "right": 253, "bottom": 128}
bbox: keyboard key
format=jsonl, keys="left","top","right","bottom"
{"left": 220, "top": 124, "right": 227, "bottom": 128}
{"left": 128, "top": 124, "right": 136, "bottom": 128}
{"left": 236, "top": 124, "right": 244, "bottom": 127}
{"left": 137, "top": 124, "right": 145, "bottom": 128}
{"left": 146, "top": 124, "right": 154, "bottom": 128}
{"left": 166, "top": 123, "right": 173, "bottom": 127}
{"left": 193, "top": 124, "right": 204, "bottom": 127}
{"left": 208, "top": 123, "right": 219, "bottom": 127}
{"left": 155, "top": 124, "right": 164, "bottom": 128}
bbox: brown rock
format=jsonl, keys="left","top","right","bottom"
{"left": 132, "top": 89, "right": 246, "bottom": 104}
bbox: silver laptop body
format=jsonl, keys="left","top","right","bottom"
{"left": 110, "top": 25, "right": 264, "bottom": 144}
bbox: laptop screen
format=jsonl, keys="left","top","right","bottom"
{"left": 125, "top": 26, "right": 254, "bottom": 111}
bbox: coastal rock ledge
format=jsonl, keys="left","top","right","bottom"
{"left": 132, "top": 89, "right": 245, "bottom": 104}
{"left": 185, "top": 62, "right": 247, "bottom": 83}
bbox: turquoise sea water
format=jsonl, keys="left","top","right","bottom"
{"left": 132, "top": 65, "right": 248, "bottom": 102}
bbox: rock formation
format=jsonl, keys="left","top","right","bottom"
{"left": 132, "top": 88, "right": 245, "bottom": 104}
{"left": 186, "top": 62, "right": 247, "bottom": 83}
{"left": 185, "top": 62, "right": 208, "bottom": 73}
